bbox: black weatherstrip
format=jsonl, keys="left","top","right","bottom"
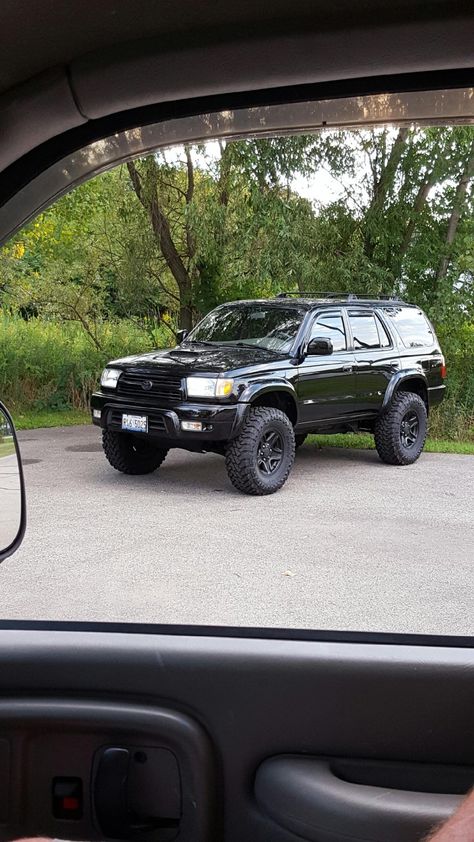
{"left": 0, "top": 620, "right": 472, "bottom": 648}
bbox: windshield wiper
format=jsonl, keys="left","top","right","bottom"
{"left": 234, "top": 342, "right": 282, "bottom": 355}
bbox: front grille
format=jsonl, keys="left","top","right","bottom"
{"left": 117, "top": 370, "right": 183, "bottom": 403}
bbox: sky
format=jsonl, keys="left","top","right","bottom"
{"left": 164, "top": 138, "right": 345, "bottom": 207}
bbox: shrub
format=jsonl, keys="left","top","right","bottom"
{"left": 0, "top": 312, "right": 169, "bottom": 411}
{"left": 431, "top": 323, "right": 474, "bottom": 440}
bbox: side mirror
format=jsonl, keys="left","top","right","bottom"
{"left": 307, "top": 337, "right": 333, "bottom": 356}
{"left": 0, "top": 402, "right": 26, "bottom": 563}
{"left": 176, "top": 329, "right": 189, "bottom": 345}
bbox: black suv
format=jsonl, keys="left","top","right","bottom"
{"left": 91, "top": 294, "right": 446, "bottom": 495}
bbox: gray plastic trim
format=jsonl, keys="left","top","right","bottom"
{"left": 255, "top": 756, "right": 465, "bottom": 842}
{"left": 0, "top": 86, "right": 472, "bottom": 246}
{"left": 0, "top": 698, "right": 217, "bottom": 841}
{"left": 71, "top": 20, "right": 474, "bottom": 120}
{"left": 0, "top": 69, "right": 86, "bottom": 173}
{"left": 0, "top": 631, "right": 473, "bottom": 842}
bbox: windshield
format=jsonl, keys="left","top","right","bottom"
{"left": 186, "top": 304, "right": 305, "bottom": 352}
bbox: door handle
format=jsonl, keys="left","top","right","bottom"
{"left": 341, "top": 364, "right": 353, "bottom": 372}
{"left": 255, "top": 757, "right": 467, "bottom": 842}
{"left": 94, "top": 747, "right": 131, "bottom": 839}
{"left": 94, "top": 747, "right": 180, "bottom": 838}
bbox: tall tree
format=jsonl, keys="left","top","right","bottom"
{"left": 436, "top": 139, "right": 474, "bottom": 284}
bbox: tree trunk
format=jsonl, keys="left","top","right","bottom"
{"left": 364, "top": 127, "right": 409, "bottom": 259}
{"left": 217, "top": 142, "right": 233, "bottom": 207}
{"left": 435, "top": 143, "right": 474, "bottom": 284}
{"left": 126, "top": 159, "right": 194, "bottom": 330}
{"left": 400, "top": 171, "right": 437, "bottom": 259}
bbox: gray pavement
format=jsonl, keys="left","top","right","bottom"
{"left": 0, "top": 450, "right": 22, "bottom": 549}
{"left": 0, "top": 424, "right": 473, "bottom": 634}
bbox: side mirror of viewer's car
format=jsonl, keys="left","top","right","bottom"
{"left": 176, "top": 329, "right": 189, "bottom": 344}
{"left": 307, "top": 337, "right": 333, "bottom": 356}
{"left": 0, "top": 401, "right": 26, "bottom": 563}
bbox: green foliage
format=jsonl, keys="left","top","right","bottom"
{"left": 0, "top": 312, "right": 169, "bottom": 411}
{"left": 429, "top": 321, "right": 474, "bottom": 439}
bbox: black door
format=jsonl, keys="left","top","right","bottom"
{"left": 348, "top": 310, "right": 399, "bottom": 414}
{"left": 296, "top": 310, "right": 356, "bottom": 424}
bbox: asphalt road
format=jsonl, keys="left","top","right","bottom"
{"left": 0, "top": 425, "right": 472, "bottom": 634}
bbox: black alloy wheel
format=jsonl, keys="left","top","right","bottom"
{"left": 400, "top": 410, "right": 420, "bottom": 449}
{"left": 256, "top": 429, "right": 284, "bottom": 475}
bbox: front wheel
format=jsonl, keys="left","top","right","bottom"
{"left": 374, "top": 392, "right": 427, "bottom": 465}
{"left": 102, "top": 430, "right": 168, "bottom": 475}
{"left": 225, "top": 407, "right": 295, "bottom": 495}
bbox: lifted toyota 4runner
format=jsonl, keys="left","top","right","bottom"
{"left": 91, "top": 293, "right": 446, "bottom": 495}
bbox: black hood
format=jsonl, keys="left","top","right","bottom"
{"left": 110, "top": 342, "right": 283, "bottom": 375}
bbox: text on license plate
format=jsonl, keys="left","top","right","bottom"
{"left": 122, "top": 414, "right": 148, "bottom": 433}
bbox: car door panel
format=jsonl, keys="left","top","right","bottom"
{"left": 296, "top": 310, "right": 356, "bottom": 424}
{"left": 349, "top": 311, "right": 399, "bottom": 414}
{"left": 255, "top": 757, "right": 468, "bottom": 842}
{"left": 0, "top": 627, "right": 472, "bottom": 842}
{"left": 352, "top": 349, "right": 400, "bottom": 413}
{"left": 297, "top": 351, "right": 357, "bottom": 424}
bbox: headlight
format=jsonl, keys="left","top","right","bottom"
{"left": 186, "top": 377, "right": 234, "bottom": 398}
{"left": 100, "top": 367, "right": 122, "bottom": 389}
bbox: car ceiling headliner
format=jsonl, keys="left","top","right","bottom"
{"left": 2, "top": 0, "right": 473, "bottom": 96}
{"left": 0, "top": 0, "right": 472, "bottom": 201}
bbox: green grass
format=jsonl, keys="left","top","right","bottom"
{"left": 14, "top": 408, "right": 90, "bottom": 431}
{"left": 307, "top": 433, "right": 474, "bottom": 455}
{"left": 0, "top": 438, "right": 15, "bottom": 458}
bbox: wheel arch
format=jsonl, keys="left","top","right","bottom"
{"left": 243, "top": 384, "right": 298, "bottom": 426}
{"left": 382, "top": 371, "right": 429, "bottom": 414}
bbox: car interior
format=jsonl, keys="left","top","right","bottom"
{"left": 0, "top": 2, "right": 473, "bottom": 841}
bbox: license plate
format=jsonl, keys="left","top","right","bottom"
{"left": 121, "top": 414, "right": 148, "bottom": 433}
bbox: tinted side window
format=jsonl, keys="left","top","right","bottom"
{"left": 349, "top": 312, "right": 381, "bottom": 349}
{"left": 310, "top": 312, "right": 347, "bottom": 351}
{"left": 385, "top": 308, "right": 435, "bottom": 348}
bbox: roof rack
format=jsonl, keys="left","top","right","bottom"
{"left": 276, "top": 291, "right": 403, "bottom": 302}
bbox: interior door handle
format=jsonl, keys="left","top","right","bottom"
{"left": 94, "top": 746, "right": 180, "bottom": 839}
{"left": 255, "top": 757, "right": 466, "bottom": 842}
{"left": 94, "top": 747, "right": 131, "bottom": 839}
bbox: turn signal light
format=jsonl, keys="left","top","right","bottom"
{"left": 441, "top": 363, "right": 447, "bottom": 379}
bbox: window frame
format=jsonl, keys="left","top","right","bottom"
{"left": 346, "top": 309, "right": 394, "bottom": 352}
{"left": 304, "top": 308, "right": 351, "bottom": 356}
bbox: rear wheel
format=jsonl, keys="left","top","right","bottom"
{"left": 102, "top": 430, "right": 168, "bottom": 475}
{"left": 225, "top": 407, "right": 295, "bottom": 495}
{"left": 374, "top": 392, "right": 427, "bottom": 465}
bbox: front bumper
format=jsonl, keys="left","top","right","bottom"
{"left": 91, "top": 391, "right": 249, "bottom": 443}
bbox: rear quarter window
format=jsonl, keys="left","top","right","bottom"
{"left": 384, "top": 308, "right": 435, "bottom": 348}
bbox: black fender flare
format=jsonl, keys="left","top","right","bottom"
{"left": 382, "top": 369, "right": 429, "bottom": 411}
{"left": 232, "top": 380, "right": 299, "bottom": 431}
